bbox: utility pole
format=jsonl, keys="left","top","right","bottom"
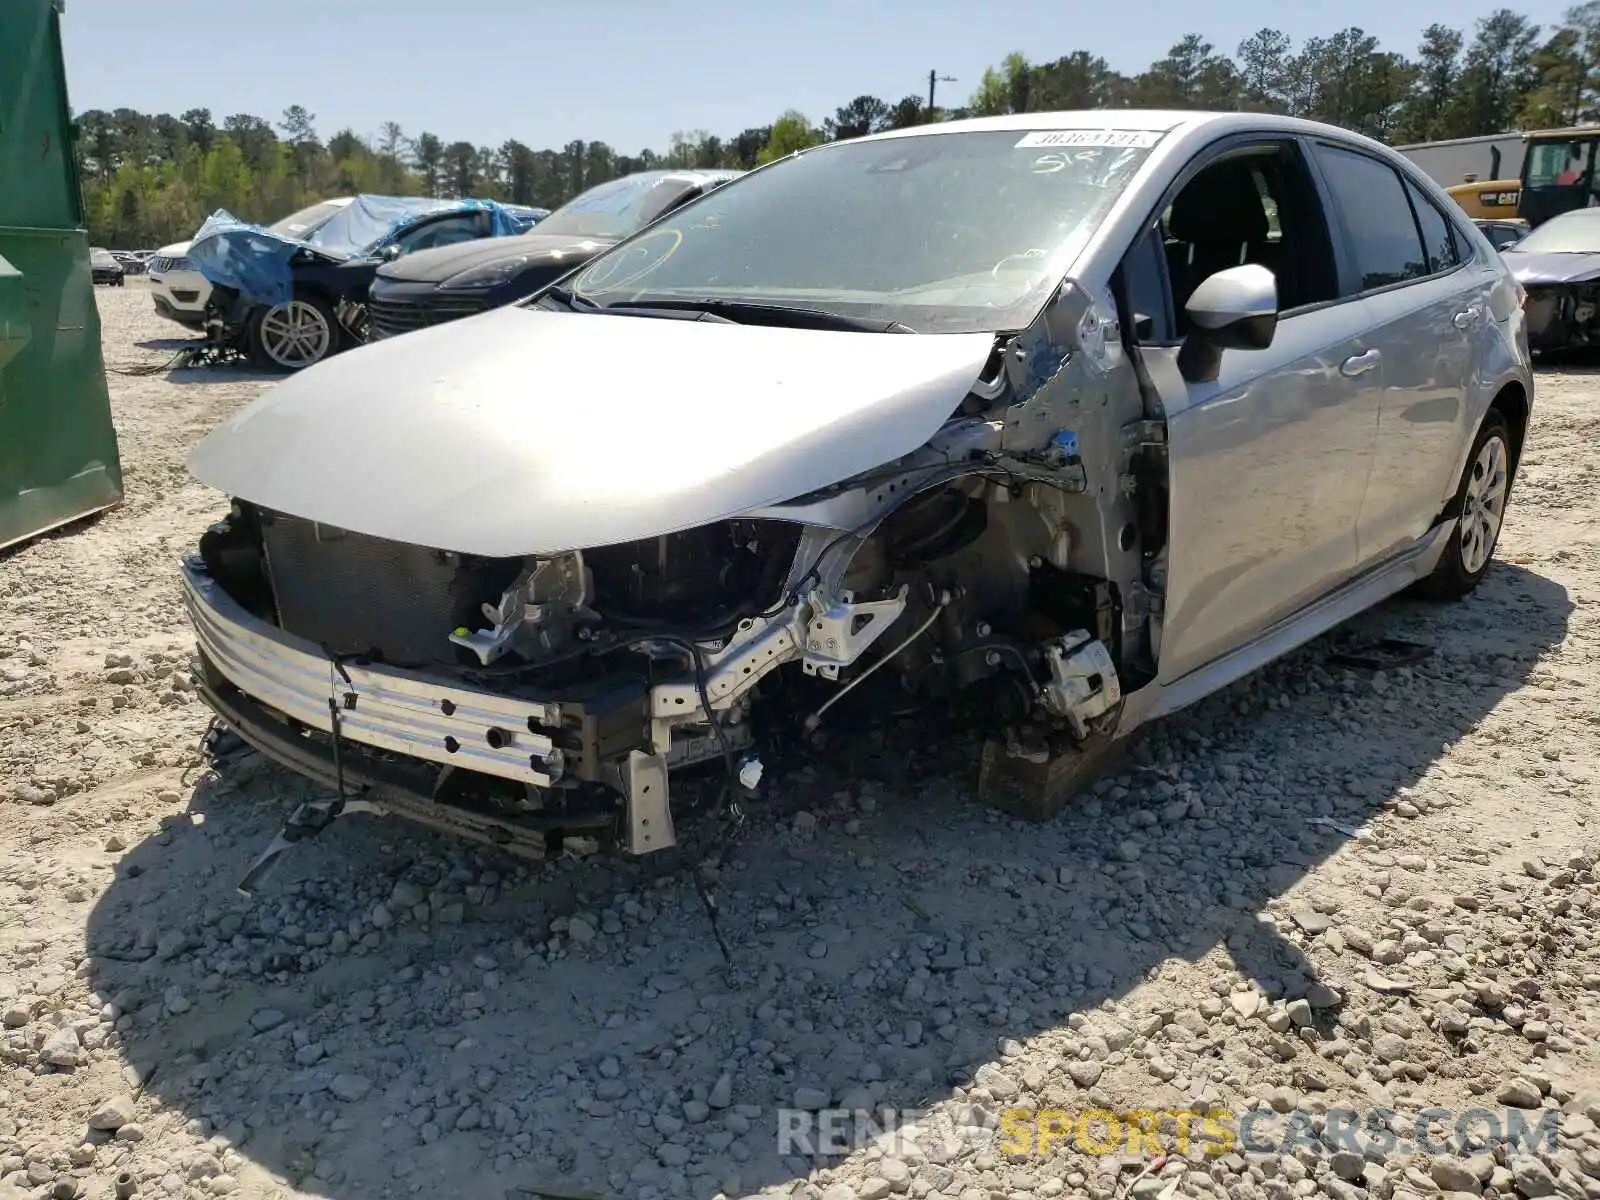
{"left": 927, "top": 70, "right": 956, "bottom": 122}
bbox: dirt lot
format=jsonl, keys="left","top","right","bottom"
{"left": 2, "top": 284, "right": 1599, "bottom": 1200}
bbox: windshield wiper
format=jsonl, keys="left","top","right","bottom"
{"left": 540, "top": 284, "right": 599, "bottom": 311}
{"left": 593, "top": 297, "right": 917, "bottom": 333}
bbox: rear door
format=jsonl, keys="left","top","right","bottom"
{"left": 1310, "top": 141, "right": 1496, "bottom": 565}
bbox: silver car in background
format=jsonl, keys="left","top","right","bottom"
{"left": 178, "top": 110, "right": 1532, "bottom": 867}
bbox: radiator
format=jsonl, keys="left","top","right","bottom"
{"left": 259, "top": 510, "right": 523, "bottom": 668}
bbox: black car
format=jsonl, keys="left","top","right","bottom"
{"left": 366, "top": 169, "right": 743, "bottom": 339}
{"left": 89, "top": 248, "right": 124, "bottom": 286}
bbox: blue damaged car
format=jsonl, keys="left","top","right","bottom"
{"left": 187, "top": 195, "right": 547, "bottom": 370}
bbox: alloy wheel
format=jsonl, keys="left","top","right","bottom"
{"left": 1459, "top": 433, "right": 1508, "bottom": 575}
{"left": 258, "top": 300, "right": 332, "bottom": 370}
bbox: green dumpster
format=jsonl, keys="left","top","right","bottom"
{"left": 0, "top": 0, "right": 123, "bottom": 551}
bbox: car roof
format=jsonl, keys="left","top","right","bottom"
{"left": 848, "top": 108, "right": 1395, "bottom": 151}
{"left": 624, "top": 168, "right": 744, "bottom": 185}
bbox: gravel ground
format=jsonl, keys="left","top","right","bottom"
{"left": 2, "top": 284, "right": 1599, "bottom": 1200}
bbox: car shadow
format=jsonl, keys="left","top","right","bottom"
{"left": 162, "top": 363, "right": 289, "bottom": 386}
{"left": 81, "top": 563, "right": 1570, "bottom": 1199}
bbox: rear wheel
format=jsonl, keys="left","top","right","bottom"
{"left": 248, "top": 294, "right": 339, "bottom": 371}
{"left": 1417, "top": 410, "right": 1512, "bottom": 600}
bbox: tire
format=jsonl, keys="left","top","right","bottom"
{"left": 247, "top": 293, "right": 340, "bottom": 371}
{"left": 1416, "top": 410, "right": 1513, "bottom": 600}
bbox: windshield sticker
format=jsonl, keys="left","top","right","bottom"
{"left": 1015, "top": 130, "right": 1163, "bottom": 149}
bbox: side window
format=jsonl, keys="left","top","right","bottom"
{"left": 1148, "top": 140, "right": 1340, "bottom": 341}
{"left": 1313, "top": 144, "right": 1429, "bottom": 292}
{"left": 1115, "top": 224, "right": 1173, "bottom": 345}
{"left": 394, "top": 214, "right": 484, "bottom": 255}
{"left": 1402, "top": 178, "right": 1461, "bottom": 274}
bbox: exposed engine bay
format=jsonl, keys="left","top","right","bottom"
{"left": 1522, "top": 281, "right": 1600, "bottom": 352}
{"left": 182, "top": 281, "right": 1170, "bottom": 874}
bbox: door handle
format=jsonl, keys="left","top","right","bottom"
{"left": 1339, "top": 349, "right": 1381, "bottom": 377}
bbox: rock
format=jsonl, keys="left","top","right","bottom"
{"left": 1267, "top": 1086, "right": 1300, "bottom": 1114}
{"left": 1364, "top": 971, "right": 1416, "bottom": 994}
{"left": 1305, "top": 983, "right": 1342, "bottom": 1008}
{"left": 1498, "top": 1079, "right": 1544, "bottom": 1109}
{"left": 879, "top": 1159, "right": 911, "bottom": 1188}
{"left": 1372, "top": 1033, "right": 1409, "bottom": 1063}
{"left": 1068, "top": 1061, "right": 1103, "bottom": 1088}
{"left": 328, "top": 1074, "right": 372, "bottom": 1102}
{"left": 1293, "top": 910, "right": 1331, "bottom": 935}
{"left": 657, "top": 1142, "right": 690, "bottom": 1168}
{"left": 154, "top": 930, "right": 187, "bottom": 961}
{"left": 390, "top": 879, "right": 426, "bottom": 908}
{"left": 1511, "top": 1156, "right": 1557, "bottom": 1197}
{"left": 794, "top": 1086, "right": 831, "bottom": 1111}
{"left": 1229, "top": 992, "right": 1262, "bottom": 1019}
{"left": 249, "top": 1009, "right": 286, "bottom": 1033}
{"left": 1430, "top": 1161, "right": 1480, "bottom": 1192}
{"left": 39, "top": 1027, "right": 81, "bottom": 1066}
{"left": 1331, "top": 1151, "right": 1366, "bottom": 1181}
{"left": 86, "top": 1094, "right": 136, "bottom": 1131}
{"left": 567, "top": 915, "right": 597, "bottom": 944}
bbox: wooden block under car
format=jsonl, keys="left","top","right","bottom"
{"left": 977, "top": 733, "right": 1125, "bottom": 822}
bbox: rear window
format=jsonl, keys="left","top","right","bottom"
{"left": 535, "top": 176, "right": 690, "bottom": 240}
{"left": 1403, "top": 178, "right": 1460, "bottom": 274}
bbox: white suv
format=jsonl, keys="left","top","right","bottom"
{"left": 148, "top": 197, "right": 353, "bottom": 329}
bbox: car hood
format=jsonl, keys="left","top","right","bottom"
{"left": 1505, "top": 250, "right": 1600, "bottom": 285}
{"left": 377, "top": 231, "right": 617, "bottom": 284}
{"left": 156, "top": 239, "right": 193, "bottom": 258}
{"left": 187, "top": 308, "right": 996, "bottom": 557}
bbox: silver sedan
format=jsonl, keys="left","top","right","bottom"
{"left": 178, "top": 109, "right": 1533, "bottom": 865}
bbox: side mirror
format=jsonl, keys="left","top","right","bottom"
{"left": 1177, "top": 264, "right": 1279, "bottom": 384}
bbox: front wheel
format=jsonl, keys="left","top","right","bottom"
{"left": 248, "top": 295, "right": 340, "bottom": 371}
{"left": 1416, "top": 410, "right": 1512, "bottom": 600}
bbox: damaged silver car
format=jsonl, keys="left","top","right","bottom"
{"left": 180, "top": 112, "right": 1533, "bottom": 877}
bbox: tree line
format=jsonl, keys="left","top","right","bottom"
{"left": 78, "top": 4, "right": 1599, "bottom": 249}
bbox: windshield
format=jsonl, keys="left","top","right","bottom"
{"left": 267, "top": 199, "right": 349, "bottom": 240}
{"left": 1509, "top": 212, "right": 1600, "bottom": 254}
{"left": 535, "top": 175, "right": 694, "bottom": 240}
{"left": 563, "top": 129, "right": 1157, "bottom": 334}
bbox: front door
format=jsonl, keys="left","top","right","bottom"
{"left": 1120, "top": 140, "right": 1382, "bottom": 684}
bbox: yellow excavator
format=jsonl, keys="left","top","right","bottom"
{"left": 1398, "top": 125, "right": 1600, "bottom": 228}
